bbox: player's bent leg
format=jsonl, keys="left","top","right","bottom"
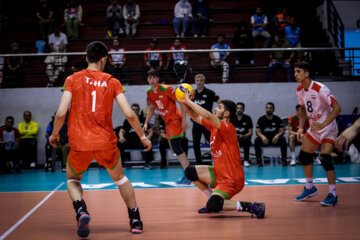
{"left": 206, "top": 194, "right": 224, "bottom": 213}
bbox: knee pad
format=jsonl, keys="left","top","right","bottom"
{"left": 320, "top": 154, "right": 334, "bottom": 171}
{"left": 206, "top": 195, "right": 224, "bottom": 213}
{"left": 299, "top": 150, "right": 313, "bottom": 166}
{"left": 115, "top": 176, "right": 128, "bottom": 186}
{"left": 184, "top": 165, "right": 198, "bottom": 181}
{"left": 170, "top": 138, "right": 184, "bottom": 156}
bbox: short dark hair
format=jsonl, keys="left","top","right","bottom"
{"left": 24, "top": 111, "right": 31, "bottom": 116}
{"left": 221, "top": 100, "right": 237, "bottom": 125}
{"left": 296, "top": 104, "right": 300, "bottom": 110}
{"left": 5, "top": 116, "right": 14, "bottom": 122}
{"left": 294, "top": 61, "right": 311, "bottom": 73}
{"left": 236, "top": 102, "right": 245, "bottom": 110}
{"left": 266, "top": 102, "right": 275, "bottom": 110}
{"left": 147, "top": 69, "right": 159, "bottom": 77}
{"left": 217, "top": 33, "right": 226, "bottom": 39}
{"left": 131, "top": 103, "right": 140, "bottom": 109}
{"left": 86, "top": 41, "right": 108, "bottom": 63}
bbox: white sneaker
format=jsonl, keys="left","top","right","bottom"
{"left": 244, "top": 161, "right": 250, "bottom": 167}
{"left": 193, "top": 34, "right": 198, "bottom": 38}
{"left": 250, "top": 59, "right": 255, "bottom": 64}
{"left": 180, "top": 32, "right": 184, "bottom": 38}
{"left": 290, "top": 159, "right": 296, "bottom": 166}
{"left": 119, "top": 28, "right": 124, "bottom": 34}
{"left": 30, "top": 162, "right": 36, "bottom": 168}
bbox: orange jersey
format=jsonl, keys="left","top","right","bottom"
{"left": 147, "top": 84, "right": 182, "bottom": 124}
{"left": 202, "top": 119, "right": 244, "bottom": 183}
{"left": 64, "top": 69, "right": 125, "bottom": 151}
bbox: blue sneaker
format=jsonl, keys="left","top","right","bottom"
{"left": 250, "top": 202, "right": 265, "bottom": 219}
{"left": 321, "top": 193, "right": 338, "bottom": 206}
{"left": 176, "top": 176, "right": 192, "bottom": 185}
{"left": 295, "top": 186, "right": 318, "bottom": 201}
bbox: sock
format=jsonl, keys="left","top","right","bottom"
{"left": 305, "top": 178, "right": 313, "bottom": 190}
{"left": 329, "top": 184, "right": 336, "bottom": 197}
{"left": 236, "top": 201, "right": 243, "bottom": 211}
{"left": 203, "top": 188, "right": 212, "bottom": 197}
{"left": 291, "top": 152, "right": 296, "bottom": 161}
{"left": 73, "top": 199, "right": 88, "bottom": 221}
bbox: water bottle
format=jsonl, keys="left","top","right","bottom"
{"left": 55, "top": 161, "right": 62, "bottom": 171}
{"left": 275, "top": 156, "right": 279, "bottom": 166}
{"left": 270, "top": 156, "right": 274, "bottom": 166}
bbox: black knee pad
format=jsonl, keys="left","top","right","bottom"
{"left": 299, "top": 150, "right": 313, "bottom": 165}
{"left": 206, "top": 195, "right": 224, "bottom": 213}
{"left": 320, "top": 154, "right": 334, "bottom": 171}
{"left": 170, "top": 137, "right": 184, "bottom": 156}
{"left": 184, "top": 165, "right": 198, "bottom": 181}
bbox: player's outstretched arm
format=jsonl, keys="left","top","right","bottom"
{"left": 311, "top": 100, "right": 341, "bottom": 131}
{"left": 49, "top": 91, "right": 72, "bottom": 148}
{"left": 115, "top": 93, "right": 152, "bottom": 151}
{"left": 336, "top": 118, "right": 360, "bottom": 151}
{"left": 182, "top": 91, "right": 221, "bottom": 129}
{"left": 181, "top": 103, "right": 202, "bottom": 125}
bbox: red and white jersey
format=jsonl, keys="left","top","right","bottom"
{"left": 296, "top": 80, "right": 337, "bottom": 133}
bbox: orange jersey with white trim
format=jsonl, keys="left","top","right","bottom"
{"left": 296, "top": 80, "right": 337, "bottom": 133}
{"left": 64, "top": 69, "right": 125, "bottom": 151}
{"left": 202, "top": 119, "right": 244, "bottom": 183}
{"left": 147, "top": 84, "right": 182, "bottom": 123}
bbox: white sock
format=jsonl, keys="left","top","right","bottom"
{"left": 203, "top": 188, "right": 212, "bottom": 197}
{"left": 291, "top": 152, "right": 296, "bottom": 161}
{"left": 305, "top": 178, "right": 314, "bottom": 190}
{"left": 236, "top": 201, "right": 243, "bottom": 211}
{"left": 329, "top": 185, "right": 336, "bottom": 197}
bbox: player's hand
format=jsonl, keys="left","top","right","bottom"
{"left": 272, "top": 135, "right": 279, "bottom": 144}
{"left": 119, "top": 136, "right": 126, "bottom": 143}
{"left": 261, "top": 136, "right": 269, "bottom": 145}
{"left": 311, "top": 122, "right": 324, "bottom": 131}
{"left": 143, "top": 123, "right": 148, "bottom": 132}
{"left": 141, "top": 137, "right": 152, "bottom": 152}
{"left": 335, "top": 126, "right": 357, "bottom": 152}
{"left": 182, "top": 120, "right": 189, "bottom": 131}
{"left": 49, "top": 134, "right": 60, "bottom": 148}
{"left": 297, "top": 128, "right": 304, "bottom": 142}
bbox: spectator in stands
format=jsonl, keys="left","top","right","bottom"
{"left": 64, "top": 0, "right": 83, "bottom": 39}
{"left": 36, "top": 0, "right": 55, "bottom": 40}
{"left": 107, "top": 0, "right": 124, "bottom": 38}
{"left": 285, "top": 17, "right": 301, "bottom": 48}
{"left": 70, "top": 48, "right": 87, "bottom": 72}
{"left": 18, "top": 111, "right": 39, "bottom": 168}
{"left": 158, "top": 118, "right": 189, "bottom": 169}
{"left": 141, "top": 99, "right": 162, "bottom": 146}
{"left": 123, "top": 0, "right": 140, "bottom": 38}
{"left": 191, "top": 0, "right": 212, "bottom": 37}
{"left": 0, "top": 116, "right": 21, "bottom": 174}
{"left": 173, "top": 0, "right": 192, "bottom": 37}
{"left": 144, "top": 38, "right": 163, "bottom": 74}
{"left": 192, "top": 73, "right": 221, "bottom": 164}
{"left": 118, "top": 103, "right": 153, "bottom": 169}
{"left": 255, "top": 102, "right": 287, "bottom": 166}
{"left": 233, "top": 21, "right": 254, "bottom": 65}
{"left": 4, "top": 42, "right": 24, "bottom": 88}
{"left": 234, "top": 102, "right": 253, "bottom": 167}
{"left": 251, "top": 6, "right": 271, "bottom": 48}
{"left": 274, "top": 8, "right": 290, "bottom": 35}
{"left": 210, "top": 33, "right": 230, "bottom": 83}
{"left": 288, "top": 104, "right": 309, "bottom": 166}
{"left": 166, "top": 38, "right": 189, "bottom": 83}
{"left": 45, "top": 44, "right": 68, "bottom": 87}
{"left": 268, "top": 34, "right": 294, "bottom": 82}
{"left": 108, "top": 39, "right": 128, "bottom": 83}
{"left": 49, "top": 27, "right": 68, "bottom": 52}
{"left": 0, "top": 52, "right": 3, "bottom": 87}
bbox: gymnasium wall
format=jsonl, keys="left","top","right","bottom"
{"left": 0, "top": 81, "right": 359, "bottom": 164}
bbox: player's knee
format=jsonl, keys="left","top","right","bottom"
{"left": 320, "top": 154, "right": 334, "bottom": 171}
{"left": 206, "top": 195, "right": 224, "bottom": 213}
{"left": 114, "top": 175, "right": 129, "bottom": 186}
{"left": 299, "top": 150, "right": 313, "bottom": 166}
{"left": 184, "top": 165, "right": 198, "bottom": 181}
{"left": 170, "top": 138, "right": 184, "bottom": 156}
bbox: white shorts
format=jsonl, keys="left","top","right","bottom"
{"left": 305, "top": 123, "right": 338, "bottom": 146}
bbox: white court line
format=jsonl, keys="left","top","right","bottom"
{"left": 0, "top": 182, "right": 65, "bottom": 240}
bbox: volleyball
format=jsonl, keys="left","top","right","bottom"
{"left": 175, "top": 83, "right": 194, "bottom": 101}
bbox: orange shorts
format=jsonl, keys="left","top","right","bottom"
{"left": 208, "top": 166, "right": 245, "bottom": 199}
{"left": 165, "top": 118, "right": 184, "bottom": 141}
{"left": 68, "top": 147, "right": 120, "bottom": 176}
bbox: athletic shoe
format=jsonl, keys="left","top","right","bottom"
{"left": 160, "top": 165, "right": 168, "bottom": 169}
{"left": 77, "top": 213, "right": 90, "bottom": 238}
{"left": 30, "top": 162, "right": 36, "bottom": 168}
{"left": 128, "top": 208, "right": 143, "bottom": 234}
{"left": 282, "top": 159, "right": 288, "bottom": 166}
{"left": 295, "top": 186, "right": 318, "bottom": 201}
{"left": 250, "top": 202, "right": 265, "bottom": 219}
{"left": 198, "top": 207, "right": 210, "bottom": 214}
{"left": 143, "top": 164, "right": 152, "bottom": 170}
{"left": 176, "top": 176, "right": 192, "bottom": 185}
{"left": 244, "top": 160, "right": 250, "bottom": 167}
{"left": 257, "top": 159, "right": 263, "bottom": 167}
{"left": 321, "top": 193, "right": 338, "bottom": 206}
{"left": 290, "top": 159, "right": 296, "bottom": 166}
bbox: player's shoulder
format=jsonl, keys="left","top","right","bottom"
{"left": 159, "top": 84, "right": 172, "bottom": 92}
{"left": 310, "top": 80, "right": 325, "bottom": 93}
{"left": 288, "top": 114, "right": 297, "bottom": 120}
{"left": 296, "top": 84, "right": 304, "bottom": 92}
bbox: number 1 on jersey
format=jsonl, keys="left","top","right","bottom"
{"left": 91, "top": 90, "right": 96, "bottom": 112}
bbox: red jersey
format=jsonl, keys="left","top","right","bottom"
{"left": 64, "top": 69, "right": 125, "bottom": 151}
{"left": 288, "top": 114, "right": 309, "bottom": 132}
{"left": 202, "top": 119, "right": 244, "bottom": 183}
{"left": 147, "top": 84, "right": 182, "bottom": 123}
{"left": 144, "top": 47, "right": 163, "bottom": 61}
